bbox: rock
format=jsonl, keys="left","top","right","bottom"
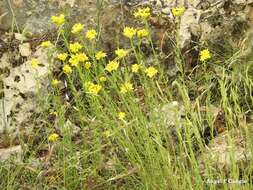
{"left": 161, "top": 7, "right": 171, "bottom": 15}
{"left": 15, "top": 33, "right": 27, "bottom": 42}
{"left": 178, "top": 8, "right": 201, "bottom": 48}
{"left": 0, "top": 47, "right": 50, "bottom": 134}
{"left": 0, "top": 0, "right": 111, "bottom": 34}
{"left": 19, "top": 43, "right": 31, "bottom": 57}
{"left": 198, "top": 125, "right": 253, "bottom": 176}
{"left": 159, "top": 101, "right": 185, "bottom": 127}
{"left": 0, "top": 145, "right": 22, "bottom": 162}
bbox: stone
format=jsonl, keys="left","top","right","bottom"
{"left": 178, "top": 8, "right": 201, "bottom": 48}
{"left": 198, "top": 124, "right": 253, "bottom": 176}
{"left": 19, "top": 43, "right": 31, "bottom": 57}
{"left": 159, "top": 101, "right": 185, "bottom": 127}
{"left": 0, "top": 47, "right": 50, "bottom": 134}
{"left": 0, "top": 145, "right": 22, "bottom": 162}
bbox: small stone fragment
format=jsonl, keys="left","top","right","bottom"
{"left": 0, "top": 145, "right": 22, "bottom": 162}
{"left": 19, "top": 43, "right": 31, "bottom": 57}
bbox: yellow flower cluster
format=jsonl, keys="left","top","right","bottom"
{"left": 51, "top": 14, "right": 65, "bottom": 25}
{"left": 137, "top": 29, "right": 149, "bottom": 38}
{"left": 95, "top": 51, "right": 107, "bottom": 60}
{"left": 69, "top": 53, "right": 88, "bottom": 67}
{"left": 48, "top": 133, "right": 59, "bottom": 142}
{"left": 51, "top": 79, "right": 60, "bottom": 86}
{"left": 172, "top": 7, "right": 185, "bottom": 17}
{"left": 30, "top": 58, "right": 39, "bottom": 69}
{"left": 145, "top": 67, "right": 158, "bottom": 78}
{"left": 57, "top": 53, "right": 68, "bottom": 61}
{"left": 200, "top": 49, "right": 211, "bottom": 62}
{"left": 132, "top": 64, "right": 141, "bottom": 73}
{"left": 69, "top": 57, "right": 79, "bottom": 66}
{"left": 134, "top": 7, "right": 151, "bottom": 19}
{"left": 118, "top": 112, "right": 126, "bottom": 120}
{"left": 115, "top": 49, "right": 128, "bottom": 58}
{"left": 85, "top": 82, "right": 102, "bottom": 95}
{"left": 99, "top": 76, "right": 107, "bottom": 82}
{"left": 120, "top": 82, "right": 133, "bottom": 94}
{"left": 69, "top": 42, "right": 83, "bottom": 53}
{"left": 84, "top": 62, "right": 92, "bottom": 69}
{"left": 71, "top": 23, "right": 84, "bottom": 34}
{"left": 63, "top": 64, "right": 72, "bottom": 74}
{"left": 123, "top": 27, "right": 137, "bottom": 39}
{"left": 86, "top": 29, "right": 97, "bottom": 41}
{"left": 41, "top": 41, "right": 53, "bottom": 48}
{"left": 105, "top": 61, "right": 119, "bottom": 72}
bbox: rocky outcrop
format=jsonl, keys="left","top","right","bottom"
{"left": 0, "top": 47, "right": 50, "bottom": 134}
{"left": 198, "top": 124, "right": 253, "bottom": 176}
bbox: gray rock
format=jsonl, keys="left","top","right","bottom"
{"left": 198, "top": 126, "right": 253, "bottom": 176}
{"left": 0, "top": 145, "right": 22, "bottom": 162}
{"left": 159, "top": 101, "right": 185, "bottom": 127}
{"left": 0, "top": 47, "right": 50, "bottom": 134}
{"left": 178, "top": 8, "right": 201, "bottom": 48}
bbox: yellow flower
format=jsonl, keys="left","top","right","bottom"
{"left": 145, "top": 67, "right": 158, "bottom": 78}
{"left": 200, "top": 49, "right": 211, "bottom": 62}
{"left": 74, "top": 53, "right": 88, "bottom": 62}
{"left": 105, "top": 61, "right": 119, "bottom": 72}
{"left": 120, "top": 82, "right": 133, "bottom": 94}
{"left": 57, "top": 53, "right": 68, "bottom": 61}
{"left": 85, "top": 29, "right": 97, "bottom": 40}
{"left": 69, "top": 42, "right": 82, "bottom": 53}
{"left": 71, "top": 23, "right": 84, "bottom": 34}
{"left": 134, "top": 7, "right": 151, "bottom": 19}
{"left": 137, "top": 29, "right": 149, "bottom": 38}
{"left": 84, "top": 62, "right": 92, "bottom": 69}
{"left": 41, "top": 41, "right": 53, "bottom": 48}
{"left": 30, "top": 58, "right": 39, "bottom": 69}
{"left": 132, "top": 64, "right": 141, "bottom": 73}
{"left": 51, "top": 14, "right": 65, "bottom": 25}
{"left": 172, "top": 7, "right": 185, "bottom": 17}
{"left": 48, "top": 133, "right": 59, "bottom": 142}
{"left": 99, "top": 76, "right": 107, "bottom": 82}
{"left": 115, "top": 49, "right": 128, "bottom": 58}
{"left": 118, "top": 112, "right": 126, "bottom": 120}
{"left": 87, "top": 83, "right": 102, "bottom": 95}
{"left": 69, "top": 57, "right": 79, "bottom": 66}
{"left": 84, "top": 81, "right": 93, "bottom": 89}
{"left": 51, "top": 79, "right": 60, "bottom": 86}
{"left": 95, "top": 51, "right": 107, "bottom": 60}
{"left": 63, "top": 64, "right": 72, "bottom": 74}
{"left": 123, "top": 27, "right": 137, "bottom": 39}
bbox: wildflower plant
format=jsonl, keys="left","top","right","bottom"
{"left": 51, "top": 14, "right": 65, "bottom": 25}
{"left": 95, "top": 51, "right": 107, "bottom": 60}
{"left": 48, "top": 133, "right": 59, "bottom": 142}
{"left": 134, "top": 7, "right": 151, "bottom": 20}
{"left": 16, "top": 8, "right": 253, "bottom": 190}
{"left": 172, "top": 7, "right": 186, "bottom": 17}
{"left": 200, "top": 49, "right": 211, "bottom": 62}
{"left": 123, "top": 27, "right": 137, "bottom": 39}
{"left": 41, "top": 41, "right": 53, "bottom": 48}
{"left": 86, "top": 29, "right": 97, "bottom": 41}
{"left": 71, "top": 23, "right": 84, "bottom": 34}
{"left": 30, "top": 58, "right": 39, "bottom": 69}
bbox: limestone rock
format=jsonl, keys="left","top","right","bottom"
{"left": 178, "top": 8, "right": 201, "bottom": 48}
{"left": 0, "top": 145, "right": 22, "bottom": 162}
{"left": 0, "top": 47, "right": 50, "bottom": 134}
{"left": 19, "top": 43, "right": 31, "bottom": 57}
{"left": 198, "top": 125, "right": 253, "bottom": 176}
